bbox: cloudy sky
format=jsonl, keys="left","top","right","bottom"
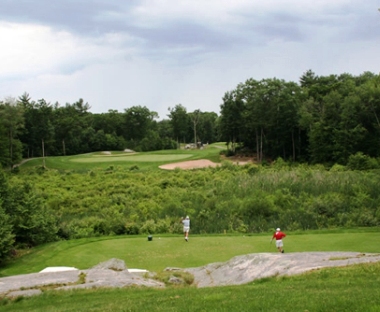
{"left": 1, "top": 1, "right": 379, "bottom": 119}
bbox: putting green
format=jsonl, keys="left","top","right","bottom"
{"left": 70, "top": 154, "right": 193, "bottom": 163}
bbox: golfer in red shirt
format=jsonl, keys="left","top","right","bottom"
{"left": 272, "top": 228, "right": 286, "bottom": 253}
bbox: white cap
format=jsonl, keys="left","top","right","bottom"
{"left": 276, "top": 228, "right": 280, "bottom": 231}
{"left": 186, "top": 216, "right": 189, "bottom": 219}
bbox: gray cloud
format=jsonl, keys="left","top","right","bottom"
{"left": 0, "top": 0, "right": 136, "bottom": 34}
{"left": 1, "top": 0, "right": 380, "bottom": 117}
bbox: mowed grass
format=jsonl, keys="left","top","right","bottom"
{"left": 3, "top": 263, "right": 380, "bottom": 312}
{"left": 19, "top": 144, "right": 226, "bottom": 171}
{"left": 1, "top": 229, "right": 379, "bottom": 277}
{"left": 1, "top": 230, "right": 380, "bottom": 311}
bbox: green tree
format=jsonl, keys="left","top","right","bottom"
{"left": 236, "top": 78, "right": 302, "bottom": 161}
{"left": 0, "top": 171, "right": 14, "bottom": 262}
{"left": 168, "top": 104, "right": 190, "bottom": 145}
{"left": 0, "top": 202, "right": 14, "bottom": 263}
{"left": 357, "top": 74, "right": 380, "bottom": 157}
{"left": 7, "top": 182, "right": 58, "bottom": 247}
{"left": 0, "top": 97, "right": 24, "bottom": 168}
{"left": 53, "top": 98, "right": 92, "bottom": 155}
{"left": 219, "top": 90, "right": 245, "bottom": 152}
{"left": 123, "top": 106, "right": 158, "bottom": 142}
{"left": 196, "top": 112, "right": 218, "bottom": 144}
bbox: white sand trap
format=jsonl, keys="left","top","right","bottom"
{"left": 159, "top": 159, "right": 219, "bottom": 170}
{"left": 39, "top": 267, "right": 79, "bottom": 273}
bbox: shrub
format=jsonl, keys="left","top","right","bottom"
{"left": 0, "top": 204, "right": 14, "bottom": 263}
{"left": 347, "top": 152, "right": 379, "bottom": 170}
{"left": 140, "top": 219, "right": 157, "bottom": 234}
{"left": 272, "top": 157, "right": 288, "bottom": 170}
{"left": 124, "top": 222, "right": 140, "bottom": 235}
{"left": 330, "top": 164, "right": 346, "bottom": 172}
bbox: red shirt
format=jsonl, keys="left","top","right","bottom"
{"left": 273, "top": 231, "right": 286, "bottom": 240}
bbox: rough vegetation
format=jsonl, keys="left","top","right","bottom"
{"left": 1, "top": 162, "right": 380, "bottom": 263}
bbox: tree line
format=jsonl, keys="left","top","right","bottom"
{"left": 220, "top": 70, "right": 380, "bottom": 164}
{"left": 1, "top": 70, "right": 380, "bottom": 169}
{"left": 0, "top": 98, "right": 219, "bottom": 169}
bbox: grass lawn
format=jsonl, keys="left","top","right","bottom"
{"left": 1, "top": 229, "right": 379, "bottom": 276}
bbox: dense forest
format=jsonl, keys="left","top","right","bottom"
{"left": 1, "top": 70, "right": 380, "bottom": 169}
{"left": 1, "top": 69, "right": 380, "bottom": 263}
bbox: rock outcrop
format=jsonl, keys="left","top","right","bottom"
{"left": 185, "top": 252, "right": 380, "bottom": 287}
{"left": 1, "top": 252, "right": 380, "bottom": 298}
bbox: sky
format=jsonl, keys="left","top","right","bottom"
{"left": 1, "top": 1, "right": 380, "bottom": 120}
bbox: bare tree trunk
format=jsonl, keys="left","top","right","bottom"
{"left": 62, "top": 139, "right": 66, "bottom": 156}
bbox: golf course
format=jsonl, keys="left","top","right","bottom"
{"left": 1, "top": 145, "right": 380, "bottom": 311}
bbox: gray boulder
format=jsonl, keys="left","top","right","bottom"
{"left": 0, "top": 259, "right": 164, "bottom": 298}
{"left": 185, "top": 252, "right": 380, "bottom": 287}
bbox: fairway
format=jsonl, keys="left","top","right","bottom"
{"left": 17, "top": 144, "right": 226, "bottom": 170}
{"left": 70, "top": 154, "right": 193, "bottom": 163}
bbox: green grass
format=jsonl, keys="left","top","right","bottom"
{"left": 1, "top": 230, "right": 380, "bottom": 311}
{"left": 19, "top": 143, "right": 227, "bottom": 171}
{"left": 1, "top": 230, "right": 379, "bottom": 277}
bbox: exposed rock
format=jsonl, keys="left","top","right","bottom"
{"left": 91, "top": 258, "right": 127, "bottom": 271}
{"left": 1, "top": 252, "right": 380, "bottom": 298}
{"left": 0, "top": 270, "right": 80, "bottom": 294}
{"left": 0, "top": 259, "right": 163, "bottom": 298}
{"left": 56, "top": 269, "right": 163, "bottom": 291}
{"left": 185, "top": 252, "right": 380, "bottom": 287}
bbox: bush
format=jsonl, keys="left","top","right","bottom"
{"left": 140, "top": 219, "right": 156, "bottom": 234}
{"left": 330, "top": 164, "right": 346, "bottom": 172}
{"left": 347, "top": 152, "right": 379, "bottom": 170}
{"left": 272, "top": 157, "right": 288, "bottom": 170}
{"left": 124, "top": 222, "right": 140, "bottom": 235}
{"left": 0, "top": 204, "right": 14, "bottom": 263}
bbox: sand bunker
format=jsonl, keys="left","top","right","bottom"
{"left": 159, "top": 159, "right": 219, "bottom": 170}
{"left": 159, "top": 159, "right": 252, "bottom": 170}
